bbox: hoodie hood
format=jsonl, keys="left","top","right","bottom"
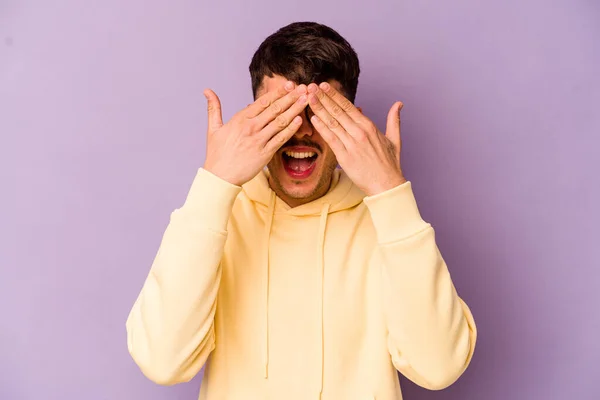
{"left": 242, "top": 167, "right": 366, "bottom": 215}
{"left": 241, "top": 167, "right": 365, "bottom": 399}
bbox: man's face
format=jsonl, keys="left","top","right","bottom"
{"left": 257, "top": 75, "right": 341, "bottom": 207}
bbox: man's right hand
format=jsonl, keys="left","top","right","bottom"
{"left": 202, "top": 81, "right": 308, "bottom": 186}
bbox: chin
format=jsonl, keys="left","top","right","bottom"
{"left": 280, "top": 180, "right": 320, "bottom": 199}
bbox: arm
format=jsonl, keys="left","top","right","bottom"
{"left": 364, "top": 181, "right": 476, "bottom": 390}
{"left": 127, "top": 80, "right": 309, "bottom": 385}
{"left": 305, "top": 82, "right": 477, "bottom": 388}
{"left": 292, "top": 81, "right": 477, "bottom": 388}
{"left": 126, "top": 168, "right": 241, "bottom": 385}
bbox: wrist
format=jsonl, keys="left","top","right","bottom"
{"left": 203, "top": 163, "right": 243, "bottom": 187}
{"left": 364, "top": 173, "right": 407, "bottom": 196}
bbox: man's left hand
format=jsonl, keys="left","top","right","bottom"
{"left": 307, "top": 82, "right": 407, "bottom": 196}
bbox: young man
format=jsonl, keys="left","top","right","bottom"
{"left": 126, "top": 22, "right": 476, "bottom": 400}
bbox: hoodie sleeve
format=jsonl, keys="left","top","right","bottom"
{"left": 126, "top": 168, "right": 242, "bottom": 385}
{"left": 363, "top": 181, "right": 477, "bottom": 390}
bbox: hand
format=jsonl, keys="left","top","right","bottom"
{"left": 307, "top": 82, "right": 406, "bottom": 196}
{"left": 203, "top": 81, "right": 309, "bottom": 186}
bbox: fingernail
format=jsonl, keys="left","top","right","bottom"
{"left": 320, "top": 82, "right": 330, "bottom": 91}
{"left": 308, "top": 83, "right": 318, "bottom": 93}
{"left": 309, "top": 94, "right": 318, "bottom": 104}
{"left": 311, "top": 115, "right": 321, "bottom": 124}
{"left": 298, "top": 95, "right": 307, "bottom": 104}
{"left": 285, "top": 81, "right": 294, "bottom": 91}
{"left": 297, "top": 84, "right": 307, "bottom": 93}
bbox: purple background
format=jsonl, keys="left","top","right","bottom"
{"left": 2, "top": 1, "right": 599, "bottom": 399}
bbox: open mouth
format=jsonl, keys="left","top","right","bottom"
{"left": 282, "top": 150, "right": 319, "bottom": 179}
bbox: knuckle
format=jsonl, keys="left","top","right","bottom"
{"left": 259, "top": 97, "right": 271, "bottom": 107}
{"left": 275, "top": 115, "right": 288, "bottom": 129}
{"left": 270, "top": 102, "right": 283, "bottom": 115}
{"left": 356, "top": 131, "right": 368, "bottom": 142}
{"left": 340, "top": 98, "right": 353, "bottom": 111}
{"left": 326, "top": 117, "right": 339, "bottom": 129}
{"left": 241, "top": 122, "right": 254, "bottom": 135}
{"left": 330, "top": 104, "right": 343, "bottom": 117}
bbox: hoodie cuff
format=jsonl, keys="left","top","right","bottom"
{"left": 179, "top": 168, "right": 242, "bottom": 232}
{"left": 363, "top": 181, "right": 430, "bottom": 244}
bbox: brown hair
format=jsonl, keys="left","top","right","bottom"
{"left": 249, "top": 22, "right": 360, "bottom": 102}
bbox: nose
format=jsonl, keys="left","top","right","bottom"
{"left": 294, "top": 107, "right": 315, "bottom": 138}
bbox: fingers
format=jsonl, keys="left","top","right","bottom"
{"left": 263, "top": 115, "right": 303, "bottom": 155}
{"left": 310, "top": 115, "right": 347, "bottom": 157}
{"left": 307, "top": 83, "right": 360, "bottom": 137}
{"left": 318, "top": 82, "right": 367, "bottom": 125}
{"left": 245, "top": 81, "right": 295, "bottom": 119}
{"left": 204, "top": 89, "right": 223, "bottom": 133}
{"left": 385, "top": 101, "right": 403, "bottom": 157}
{"left": 259, "top": 91, "right": 308, "bottom": 140}
{"left": 307, "top": 87, "right": 353, "bottom": 148}
{"left": 253, "top": 84, "right": 308, "bottom": 129}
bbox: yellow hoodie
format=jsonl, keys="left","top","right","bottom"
{"left": 126, "top": 167, "right": 477, "bottom": 400}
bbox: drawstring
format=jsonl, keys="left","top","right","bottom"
{"left": 262, "top": 191, "right": 276, "bottom": 378}
{"left": 261, "top": 193, "right": 330, "bottom": 400}
{"left": 316, "top": 203, "right": 330, "bottom": 399}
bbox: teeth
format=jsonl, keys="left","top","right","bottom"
{"left": 285, "top": 151, "right": 316, "bottom": 159}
